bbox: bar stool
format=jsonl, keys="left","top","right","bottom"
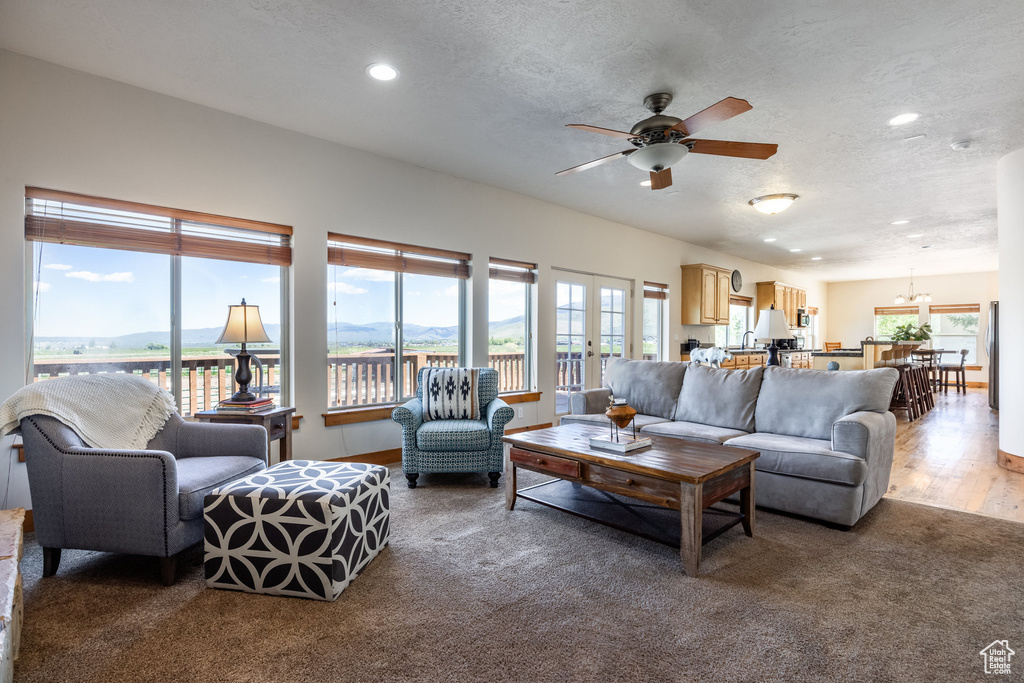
{"left": 911, "top": 349, "right": 939, "bottom": 392}
{"left": 889, "top": 365, "right": 923, "bottom": 421}
{"left": 939, "top": 349, "right": 969, "bottom": 394}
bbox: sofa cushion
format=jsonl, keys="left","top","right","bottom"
{"left": 674, "top": 364, "right": 763, "bottom": 433}
{"left": 754, "top": 367, "right": 899, "bottom": 440}
{"left": 640, "top": 420, "right": 749, "bottom": 445}
{"left": 603, "top": 357, "right": 686, "bottom": 420}
{"left": 725, "top": 432, "right": 867, "bottom": 486}
{"left": 559, "top": 413, "right": 670, "bottom": 429}
{"left": 416, "top": 419, "right": 491, "bottom": 452}
{"left": 177, "top": 455, "right": 265, "bottom": 520}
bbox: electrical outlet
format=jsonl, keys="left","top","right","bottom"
{"left": 517, "top": 406, "right": 524, "bottom": 419}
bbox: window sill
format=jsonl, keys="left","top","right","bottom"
{"left": 499, "top": 391, "right": 542, "bottom": 404}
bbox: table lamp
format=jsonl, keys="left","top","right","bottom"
{"left": 752, "top": 305, "right": 793, "bottom": 367}
{"left": 216, "top": 298, "right": 272, "bottom": 402}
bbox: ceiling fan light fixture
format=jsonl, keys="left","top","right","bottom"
{"left": 627, "top": 142, "right": 689, "bottom": 172}
{"left": 749, "top": 193, "right": 799, "bottom": 215}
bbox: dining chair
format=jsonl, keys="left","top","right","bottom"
{"left": 824, "top": 342, "right": 841, "bottom": 352}
{"left": 939, "top": 349, "right": 970, "bottom": 394}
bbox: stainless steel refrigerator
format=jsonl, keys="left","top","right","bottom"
{"left": 987, "top": 301, "right": 999, "bottom": 409}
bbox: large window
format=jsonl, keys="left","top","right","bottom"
{"left": 713, "top": 297, "right": 753, "bottom": 347}
{"left": 489, "top": 258, "right": 536, "bottom": 393}
{"left": 327, "top": 233, "right": 468, "bottom": 408}
{"left": 929, "top": 304, "right": 980, "bottom": 364}
{"left": 26, "top": 188, "right": 290, "bottom": 415}
{"left": 874, "top": 306, "right": 920, "bottom": 340}
{"left": 642, "top": 281, "right": 667, "bottom": 360}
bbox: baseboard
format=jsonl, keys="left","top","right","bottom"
{"left": 966, "top": 381, "right": 988, "bottom": 388}
{"left": 998, "top": 448, "right": 1024, "bottom": 474}
{"left": 326, "top": 447, "right": 402, "bottom": 466}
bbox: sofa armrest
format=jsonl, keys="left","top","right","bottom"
{"left": 569, "top": 388, "right": 612, "bottom": 415}
{"left": 832, "top": 411, "right": 896, "bottom": 460}
{"left": 391, "top": 398, "right": 424, "bottom": 434}
{"left": 176, "top": 421, "right": 268, "bottom": 463}
{"left": 487, "top": 399, "right": 514, "bottom": 438}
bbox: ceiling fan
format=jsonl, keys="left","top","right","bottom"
{"left": 557, "top": 93, "right": 778, "bottom": 190}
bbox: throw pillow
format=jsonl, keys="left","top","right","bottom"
{"left": 421, "top": 368, "right": 481, "bottom": 421}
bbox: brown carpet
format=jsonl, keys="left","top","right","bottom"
{"left": 14, "top": 468, "right": 1024, "bottom": 682}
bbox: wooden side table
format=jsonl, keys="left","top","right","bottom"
{"left": 194, "top": 406, "right": 296, "bottom": 464}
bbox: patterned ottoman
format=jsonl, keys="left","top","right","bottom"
{"left": 203, "top": 460, "right": 390, "bottom": 601}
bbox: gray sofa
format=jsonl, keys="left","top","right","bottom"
{"left": 563, "top": 357, "right": 899, "bottom": 527}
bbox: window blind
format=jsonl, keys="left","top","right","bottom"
{"left": 929, "top": 303, "right": 980, "bottom": 314}
{"left": 327, "top": 232, "right": 470, "bottom": 279}
{"left": 643, "top": 281, "right": 668, "bottom": 300}
{"left": 489, "top": 257, "right": 537, "bottom": 284}
{"left": 874, "top": 305, "right": 919, "bottom": 316}
{"left": 25, "top": 187, "right": 292, "bottom": 266}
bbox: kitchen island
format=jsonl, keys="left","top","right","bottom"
{"left": 811, "top": 340, "right": 922, "bottom": 370}
{"left": 681, "top": 348, "right": 819, "bottom": 369}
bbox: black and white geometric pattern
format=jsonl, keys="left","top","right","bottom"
{"left": 421, "top": 368, "right": 480, "bottom": 421}
{"left": 203, "top": 460, "right": 390, "bottom": 601}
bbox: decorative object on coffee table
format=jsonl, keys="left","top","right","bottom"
{"left": 204, "top": 460, "right": 390, "bottom": 601}
{"left": 504, "top": 423, "right": 759, "bottom": 576}
{"left": 590, "top": 398, "right": 650, "bottom": 453}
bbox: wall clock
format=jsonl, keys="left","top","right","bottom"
{"left": 731, "top": 269, "right": 742, "bottom": 292}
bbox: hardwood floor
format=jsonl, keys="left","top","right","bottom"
{"left": 886, "top": 386, "right": 1023, "bottom": 522}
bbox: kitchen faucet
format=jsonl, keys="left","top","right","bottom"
{"left": 741, "top": 330, "right": 754, "bottom": 350}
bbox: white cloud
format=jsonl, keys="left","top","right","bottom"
{"left": 328, "top": 281, "right": 369, "bottom": 295}
{"left": 261, "top": 276, "right": 280, "bottom": 283}
{"left": 34, "top": 281, "right": 51, "bottom": 292}
{"left": 340, "top": 268, "right": 393, "bottom": 282}
{"left": 66, "top": 270, "right": 135, "bottom": 283}
{"left": 43, "top": 263, "right": 72, "bottom": 270}
{"left": 443, "top": 284, "right": 459, "bottom": 297}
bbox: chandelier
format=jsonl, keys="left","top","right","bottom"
{"left": 894, "top": 269, "right": 931, "bottom": 304}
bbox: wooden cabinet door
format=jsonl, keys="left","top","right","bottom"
{"left": 785, "top": 287, "right": 795, "bottom": 327}
{"left": 798, "top": 289, "right": 807, "bottom": 310}
{"left": 701, "top": 268, "right": 718, "bottom": 324}
{"left": 716, "top": 270, "right": 731, "bottom": 324}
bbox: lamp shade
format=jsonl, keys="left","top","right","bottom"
{"left": 752, "top": 307, "right": 792, "bottom": 342}
{"left": 627, "top": 142, "right": 689, "bottom": 172}
{"left": 215, "top": 299, "right": 272, "bottom": 344}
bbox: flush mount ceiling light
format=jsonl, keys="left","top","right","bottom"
{"left": 891, "top": 219, "right": 910, "bottom": 225}
{"left": 749, "top": 194, "right": 798, "bottom": 215}
{"left": 365, "top": 63, "right": 399, "bottom": 81}
{"left": 894, "top": 268, "right": 931, "bottom": 304}
{"left": 888, "top": 112, "right": 920, "bottom": 126}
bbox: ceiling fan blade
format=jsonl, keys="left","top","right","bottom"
{"left": 566, "top": 124, "right": 636, "bottom": 140}
{"left": 670, "top": 97, "right": 752, "bottom": 136}
{"left": 556, "top": 149, "right": 634, "bottom": 176}
{"left": 685, "top": 139, "right": 778, "bottom": 160}
{"left": 650, "top": 168, "right": 672, "bottom": 190}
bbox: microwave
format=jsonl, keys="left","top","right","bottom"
{"left": 796, "top": 309, "right": 809, "bottom": 328}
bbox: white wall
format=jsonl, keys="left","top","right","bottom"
{"left": 826, "top": 271, "right": 998, "bottom": 382}
{"left": 0, "top": 50, "right": 826, "bottom": 506}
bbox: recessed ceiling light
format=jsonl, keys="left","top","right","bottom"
{"left": 763, "top": 238, "right": 777, "bottom": 243}
{"left": 789, "top": 248, "right": 802, "bottom": 253}
{"left": 811, "top": 257, "right": 822, "bottom": 261}
{"left": 365, "top": 63, "right": 399, "bottom": 81}
{"left": 922, "top": 245, "right": 932, "bottom": 249}
{"left": 640, "top": 180, "right": 652, "bottom": 187}
{"left": 891, "top": 220, "right": 910, "bottom": 225}
{"left": 749, "top": 194, "right": 799, "bottom": 214}
{"left": 908, "top": 234, "right": 923, "bottom": 238}
{"left": 888, "top": 112, "right": 920, "bottom": 126}
{"left": 951, "top": 139, "right": 972, "bottom": 151}
{"left": 904, "top": 134, "right": 927, "bottom": 142}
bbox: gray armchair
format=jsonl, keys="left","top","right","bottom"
{"left": 21, "top": 412, "right": 267, "bottom": 585}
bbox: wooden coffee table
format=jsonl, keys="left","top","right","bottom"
{"left": 502, "top": 423, "right": 759, "bottom": 576}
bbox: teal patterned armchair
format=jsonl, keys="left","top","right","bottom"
{"left": 391, "top": 367, "right": 513, "bottom": 488}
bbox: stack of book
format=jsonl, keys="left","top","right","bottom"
{"left": 216, "top": 397, "right": 274, "bottom": 413}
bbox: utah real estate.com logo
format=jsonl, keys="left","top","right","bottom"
{"left": 980, "top": 640, "right": 1014, "bottom": 675}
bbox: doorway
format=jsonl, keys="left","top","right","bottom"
{"left": 554, "top": 273, "right": 632, "bottom": 414}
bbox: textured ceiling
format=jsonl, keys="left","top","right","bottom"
{"left": 2, "top": 0, "right": 1022, "bottom": 281}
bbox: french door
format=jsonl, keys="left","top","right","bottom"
{"left": 554, "top": 274, "right": 632, "bottom": 414}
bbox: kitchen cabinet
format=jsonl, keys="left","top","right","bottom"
{"left": 756, "top": 281, "right": 808, "bottom": 329}
{"left": 681, "top": 264, "right": 732, "bottom": 325}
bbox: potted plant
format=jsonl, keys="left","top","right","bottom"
{"left": 891, "top": 322, "right": 932, "bottom": 342}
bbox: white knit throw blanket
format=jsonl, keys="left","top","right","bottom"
{"left": 0, "top": 374, "right": 176, "bottom": 450}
